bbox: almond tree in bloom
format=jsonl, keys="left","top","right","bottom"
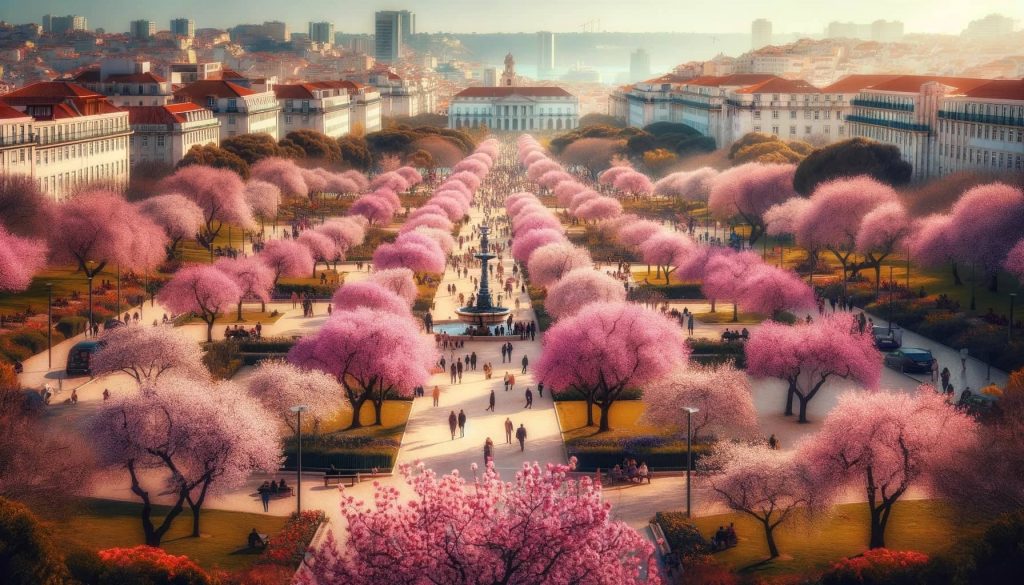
{"left": 513, "top": 212, "right": 564, "bottom": 235}
{"left": 527, "top": 159, "right": 561, "bottom": 182}
{"left": 575, "top": 196, "right": 624, "bottom": 222}
{"left": 643, "top": 364, "right": 759, "bottom": 440}
{"left": 245, "top": 360, "right": 345, "bottom": 433}
{"left": 137, "top": 194, "right": 205, "bottom": 260}
{"left": 91, "top": 379, "right": 281, "bottom": 544}
{"left": 511, "top": 228, "right": 567, "bottom": 263}
{"left": 251, "top": 157, "right": 308, "bottom": 197}
{"left": 544, "top": 268, "right": 627, "bottom": 320}
{"left": 568, "top": 190, "right": 601, "bottom": 214}
{"left": 259, "top": 239, "right": 315, "bottom": 286}
{"left": 157, "top": 265, "right": 241, "bottom": 342}
{"left": 447, "top": 170, "right": 482, "bottom": 192}
{"left": 288, "top": 308, "right": 435, "bottom": 427}
{"left": 702, "top": 251, "right": 762, "bottom": 319}
{"left": 739, "top": 264, "right": 816, "bottom": 319}
{"left": 0, "top": 226, "right": 47, "bottom": 292}
{"left": 403, "top": 212, "right": 454, "bottom": 233}
{"left": 368, "top": 267, "right": 418, "bottom": 304}
{"left": 299, "top": 460, "right": 659, "bottom": 585}
{"left": 526, "top": 242, "right": 593, "bottom": 288}
{"left": 369, "top": 171, "right": 409, "bottom": 194}
{"left": 244, "top": 179, "right": 282, "bottom": 232}
{"left": 91, "top": 326, "right": 208, "bottom": 387}
{"left": 612, "top": 170, "right": 654, "bottom": 198}
{"left": 158, "top": 166, "right": 255, "bottom": 251}
{"left": 763, "top": 197, "right": 811, "bottom": 238}
{"left": 349, "top": 194, "right": 396, "bottom": 225}
{"left": 616, "top": 219, "right": 663, "bottom": 248}
{"left": 941, "top": 183, "right": 1024, "bottom": 292}
{"left": 653, "top": 167, "right": 719, "bottom": 200}
{"left": 298, "top": 230, "right": 340, "bottom": 277}
{"left": 640, "top": 231, "right": 694, "bottom": 284}
{"left": 699, "top": 443, "right": 816, "bottom": 559}
{"left": 406, "top": 226, "right": 456, "bottom": 254}
{"left": 745, "top": 314, "right": 881, "bottom": 423}
{"left": 854, "top": 201, "right": 911, "bottom": 292}
{"left": 708, "top": 163, "right": 796, "bottom": 244}
{"left": 1006, "top": 239, "right": 1024, "bottom": 280}
{"left": 598, "top": 165, "right": 634, "bottom": 186}
{"left": 372, "top": 238, "right": 446, "bottom": 274}
{"left": 537, "top": 302, "right": 689, "bottom": 431}
{"left": 215, "top": 256, "right": 275, "bottom": 317}
{"left": 424, "top": 196, "right": 465, "bottom": 221}
{"left": 798, "top": 389, "right": 976, "bottom": 549}
{"left": 331, "top": 281, "right": 412, "bottom": 316}
{"left": 554, "top": 181, "right": 588, "bottom": 208}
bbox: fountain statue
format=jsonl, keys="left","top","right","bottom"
{"left": 454, "top": 225, "right": 511, "bottom": 333}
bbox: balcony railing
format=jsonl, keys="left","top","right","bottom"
{"left": 847, "top": 115, "right": 929, "bottom": 132}
{"left": 0, "top": 134, "right": 36, "bottom": 147}
{"left": 851, "top": 98, "right": 914, "bottom": 112}
{"left": 938, "top": 110, "right": 1024, "bottom": 128}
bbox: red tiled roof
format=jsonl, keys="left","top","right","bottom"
{"left": 274, "top": 84, "right": 318, "bottom": 99}
{"left": 219, "top": 69, "right": 246, "bottom": 80}
{"left": 71, "top": 68, "right": 102, "bottom": 83}
{"left": 124, "top": 103, "right": 208, "bottom": 125}
{"left": 454, "top": 87, "right": 573, "bottom": 98}
{"left": 960, "top": 79, "right": 1024, "bottom": 101}
{"left": 174, "top": 80, "right": 256, "bottom": 103}
{"left": 864, "top": 75, "right": 991, "bottom": 94}
{"left": 735, "top": 77, "right": 820, "bottom": 94}
{"left": 106, "top": 72, "right": 167, "bottom": 83}
{"left": 820, "top": 75, "right": 903, "bottom": 93}
{"left": 684, "top": 74, "right": 777, "bottom": 88}
{"left": 3, "top": 81, "right": 105, "bottom": 100}
{"left": 0, "top": 103, "right": 31, "bottom": 119}
{"left": 641, "top": 73, "right": 690, "bottom": 85}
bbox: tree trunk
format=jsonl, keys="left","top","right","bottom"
{"left": 869, "top": 506, "right": 887, "bottom": 549}
{"left": 797, "top": 394, "right": 811, "bottom": 423}
{"left": 951, "top": 261, "right": 962, "bottom": 286}
{"left": 372, "top": 398, "right": 384, "bottom": 426}
{"left": 733, "top": 302, "right": 739, "bottom": 322}
{"left": 237, "top": 301, "right": 244, "bottom": 322}
{"left": 187, "top": 479, "right": 211, "bottom": 537}
{"left": 205, "top": 317, "right": 215, "bottom": 343}
{"left": 597, "top": 401, "right": 612, "bottom": 432}
{"left": 346, "top": 396, "right": 368, "bottom": 430}
{"left": 784, "top": 381, "right": 796, "bottom": 416}
{"left": 585, "top": 395, "right": 595, "bottom": 427}
{"left": 763, "top": 519, "right": 780, "bottom": 559}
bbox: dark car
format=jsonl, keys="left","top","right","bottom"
{"left": 66, "top": 340, "right": 104, "bottom": 376}
{"left": 884, "top": 347, "right": 934, "bottom": 374}
{"left": 872, "top": 325, "right": 902, "bottom": 350}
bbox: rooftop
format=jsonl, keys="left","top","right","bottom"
{"left": 124, "top": 103, "right": 209, "bottom": 126}
{"left": 453, "top": 87, "right": 574, "bottom": 98}
{"left": 174, "top": 80, "right": 257, "bottom": 104}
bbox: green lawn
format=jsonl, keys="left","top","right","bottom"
{"left": 46, "top": 498, "right": 289, "bottom": 573}
{"left": 693, "top": 310, "right": 765, "bottom": 324}
{"left": 320, "top": 399, "right": 412, "bottom": 435}
{"left": 684, "top": 500, "right": 973, "bottom": 577}
{"left": 177, "top": 310, "right": 286, "bottom": 326}
{"left": 556, "top": 400, "right": 670, "bottom": 441}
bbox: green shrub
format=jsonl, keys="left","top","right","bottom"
{"left": 0, "top": 497, "right": 68, "bottom": 585}
{"left": 552, "top": 387, "right": 643, "bottom": 401}
{"left": 236, "top": 338, "right": 295, "bottom": 353}
{"left": 8, "top": 329, "right": 48, "bottom": 354}
{"left": 274, "top": 283, "right": 335, "bottom": 297}
{"left": 202, "top": 341, "right": 242, "bottom": 379}
{"left": 566, "top": 441, "right": 710, "bottom": 472}
{"left": 655, "top": 511, "right": 710, "bottom": 561}
{"left": 917, "top": 313, "right": 970, "bottom": 340}
{"left": 56, "top": 316, "right": 88, "bottom": 339}
{"left": 283, "top": 433, "right": 399, "bottom": 471}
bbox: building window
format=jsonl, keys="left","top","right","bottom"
{"left": 753, "top": 110, "right": 761, "bottom": 120}
{"left": 157, "top": 135, "right": 164, "bottom": 147}
{"left": 229, "top": 116, "right": 236, "bottom": 125}
{"left": 772, "top": 110, "right": 779, "bottom": 119}
{"left": 790, "top": 111, "right": 797, "bottom": 119}
{"left": 790, "top": 126, "right": 796, "bottom": 135}
{"left": 772, "top": 126, "right": 779, "bottom": 135}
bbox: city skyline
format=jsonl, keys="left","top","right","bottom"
{"left": 11, "top": 0, "right": 1024, "bottom": 35}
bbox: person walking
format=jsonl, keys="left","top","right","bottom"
{"left": 450, "top": 363, "right": 457, "bottom": 384}
{"left": 930, "top": 359, "right": 939, "bottom": 384}
{"left": 508, "top": 372, "right": 515, "bottom": 393}
{"left": 959, "top": 347, "right": 968, "bottom": 371}
{"left": 458, "top": 409, "right": 467, "bottom": 438}
{"left": 503, "top": 371, "right": 511, "bottom": 391}
{"left": 439, "top": 356, "right": 446, "bottom": 372}
{"left": 449, "top": 411, "right": 458, "bottom": 440}
{"left": 504, "top": 417, "right": 514, "bottom": 444}
{"left": 457, "top": 360, "right": 464, "bottom": 383}
{"left": 483, "top": 437, "right": 494, "bottom": 466}
{"left": 471, "top": 352, "right": 477, "bottom": 371}
{"left": 432, "top": 385, "right": 441, "bottom": 407}
{"left": 524, "top": 387, "right": 533, "bottom": 409}
{"left": 537, "top": 380, "right": 544, "bottom": 398}
{"left": 516, "top": 423, "right": 527, "bottom": 452}
{"left": 487, "top": 389, "right": 496, "bottom": 412}
{"left": 521, "top": 354, "right": 529, "bottom": 374}
{"left": 259, "top": 482, "right": 272, "bottom": 512}
{"left": 687, "top": 314, "right": 694, "bottom": 336}
{"left": 500, "top": 344, "right": 507, "bottom": 363}
{"left": 940, "top": 367, "right": 951, "bottom": 392}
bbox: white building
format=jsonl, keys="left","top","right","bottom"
{"left": 369, "top": 71, "right": 438, "bottom": 118}
{"left": 537, "top": 32, "right": 555, "bottom": 79}
{"left": 125, "top": 103, "right": 220, "bottom": 167}
{"left": 71, "top": 60, "right": 173, "bottom": 107}
{"left": 752, "top": 19, "right": 772, "bottom": 50}
{"left": 1, "top": 81, "right": 131, "bottom": 200}
{"left": 274, "top": 83, "right": 351, "bottom": 138}
{"left": 935, "top": 79, "right": 1024, "bottom": 175}
{"left": 174, "top": 80, "right": 281, "bottom": 140}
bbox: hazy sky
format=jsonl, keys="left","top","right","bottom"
{"left": 6, "top": 0, "right": 1022, "bottom": 35}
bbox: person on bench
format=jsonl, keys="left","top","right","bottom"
{"left": 277, "top": 478, "right": 290, "bottom": 494}
{"left": 248, "top": 528, "right": 267, "bottom": 549}
{"left": 637, "top": 461, "right": 650, "bottom": 484}
{"left": 610, "top": 465, "right": 625, "bottom": 482}
{"left": 725, "top": 522, "right": 737, "bottom": 547}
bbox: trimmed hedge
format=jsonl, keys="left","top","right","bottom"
{"left": 56, "top": 316, "right": 88, "bottom": 339}
{"left": 274, "top": 283, "right": 334, "bottom": 297}
{"left": 566, "top": 442, "right": 710, "bottom": 472}
{"left": 552, "top": 387, "right": 644, "bottom": 401}
{"left": 283, "top": 434, "right": 399, "bottom": 471}
{"left": 655, "top": 512, "right": 710, "bottom": 560}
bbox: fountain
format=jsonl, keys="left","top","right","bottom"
{"left": 454, "top": 225, "right": 511, "bottom": 334}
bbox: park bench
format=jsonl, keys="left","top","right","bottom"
{"left": 323, "top": 474, "right": 357, "bottom": 487}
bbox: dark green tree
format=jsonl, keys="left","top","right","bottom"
{"left": 793, "top": 138, "right": 913, "bottom": 194}
{"left": 0, "top": 497, "right": 67, "bottom": 585}
{"left": 285, "top": 129, "right": 341, "bottom": 161}
{"left": 220, "top": 133, "right": 283, "bottom": 165}
{"left": 338, "top": 135, "right": 372, "bottom": 170}
{"left": 176, "top": 144, "right": 250, "bottom": 178}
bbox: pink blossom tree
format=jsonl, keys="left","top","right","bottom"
{"left": 575, "top": 196, "right": 623, "bottom": 222}
{"left": 942, "top": 183, "right": 1024, "bottom": 292}
{"left": 447, "top": 170, "right": 481, "bottom": 192}
{"left": 299, "top": 460, "right": 658, "bottom": 585}
{"left": 568, "top": 190, "right": 600, "bottom": 214}
{"left": 251, "top": 157, "right": 308, "bottom": 197}
{"left": 598, "top": 165, "right": 633, "bottom": 186}
{"left": 708, "top": 163, "right": 797, "bottom": 244}
{"left": 403, "top": 212, "right": 454, "bottom": 233}
{"left": 616, "top": 219, "right": 664, "bottom": 247}
{"left": 701, "top": 251, "right": 763, "bottom": 320}
{"left": 527, "top": 243, "right": 593, "bottom": 287}
{"left": 536, "top": 302, "right": 690, "bottom": 431}
{"left": 316, "top": 218, "right": 366, "bottom": 268}
{"left": 643, "top": 363, "right": 759, "bottom": 439}
{"left": 908, "top": 214, "right": 959, "bottom": 285}
{"left": 341, "top": 170, "right": 369, "bottom": 191}
{"left": 372, "top": 239, "right": 446, "bottom": 274}
{"left": 245, "top": 360, "right": 345, "bottom": 432}
{"left": 699, "top": 443, "right": 816, "bottom": 559}
{"left": 612, "top": 170, "right": 654, "bottom": 198}
{"left": 215, "top": 256, "right": 275, "bottom": 317}
{"left": 331, "top": 281, "right": 412, "bottom": 316}
{"left": 349, "top": 195, "right": 395, "bottom": 225}
{"left": 763, "top": 197, "right": 811, "bottom": 237}
{"left": 159, "top": 166, "right": 255, "bottom": 251}
{"left": 1006, "top": 239, "right": 1024, "bottom": 280}
{"left": 259, "top": 239, "right": 315, "bottom": 286}
{"left": 157, "top": 265, "right": 242, "bottom": 342}
{"left": 137, "top": 194, "right": 205, "bottom": 260}
{"left": 288, "top": 308, "right": 435, "bottom": 427}
{"left": 369, "top": 171, "right": 409, "bottom": 194}
{"left": 799, "top": 389, "right": 977, "bottom": 549}
{"left": 369, "top": 267, "right": 418, "bottom": 304}
{"left": 653, "top": 168, "right": 719, "bottom": 200}
{"left": 405, "top": 226, "right": 456, "bottom": 254}
{"left": 554, "top": 181, "right": 588, "bottom": 207}
{"left": 745, "top": 314, "right": 882, "bottom": 422}
{"left": 299, "top": 230, "right": 341, "bottom": 277}
{"left": 395, "top": 166, "right": 423, "bottom": 186}
{"left": 538, "top": 170, "right": 574, "bottom": 190}
{"left": 244, "top": 180, "right": 282, "bottom": 231}
{"left": 855, "top": 202, "right": 911, "bottom": 291}
{"left": 527, "top": 159, "right": 561, "bottom": 182}
{"left": 640, "top": 232, "right": 694, "bottom": 284}
{"left": 544, "top": 268, "right": 627, "bottom": 319}
{"left": 425, "top": 196, "right": 466, "bottom": 221}
{"left": 739, "top": 264, "right": 816, "bottom": 319}
{"left": 301, "top": 168, "right": 329, "bottom": 199}
{"left": 511, "top": 228, "right": 566, "bottom": 263}
{"left": 0, "top": 226, "right": 46, "bottom": 292}
{"left": 91, "top": 325, "right": 207, "bottom": 386}
{"left": 513, "top": 212, "right": 564, "bottom": 235}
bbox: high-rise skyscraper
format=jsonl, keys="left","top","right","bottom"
{"left": 537, "top": 31, "right": 555, "bottom": 79}
{"left": 170, "top": 18, "right": 195, "bottom": 38}
{"left": 751, "top": 19, "right": 772, "bottom": 50}
{"left": 309, "top": 21, "right": 335, "bottom": 45}
{"left": 398, "top": 10, "right": 415, "bottom": 40}
{"left": 130, "top": 20, "right": 156, "bottom": 40}
{"left": 630, "top": 48, "right": 651, "bottom": 83}
{"left": 43, "top": 14, "right": 87, "bottom": 34}
{"left": 375, "top": 11, "right": 404, "bottom": 63}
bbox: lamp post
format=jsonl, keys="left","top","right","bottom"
{"left": 46, "top": 280, "right": 53, "bottom": 368}
{"left": 86, "top": 261, "right": 95, "bottom": 337}
{"left": 683, "top": 406, "right": 699, "bottom": 518}
{"left": 888, "top": 265, "right": 894, "bottom": 334}
{"left": 1010, "top": 293, "right": 1017, "bottom": 343}
{"left": 290, "top": 405, "right": 308, "bottom": 516}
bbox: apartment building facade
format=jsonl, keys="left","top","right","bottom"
{"left": 274, "top": 83, "right": 352, "bottom": 139}
{"left": 124, "top": 103, "right": 221, "bottom": 167}
{"left": 174, "top": 80, "right": 281, "bottom": 140}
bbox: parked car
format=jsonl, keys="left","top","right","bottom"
{"left": 883, "top": 347, "right": 934, "bottom": 374}
{"left": 66, "top": 340, "right": 103, "bottom": 376}
{"left": 872, "top": 325, "right": 902, "bottom": 350}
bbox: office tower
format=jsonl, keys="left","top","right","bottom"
{"left": 309, "top": 21, "right": 335, "bottom": 45}
{"left": 398, "top": 10, "right": 415, "bottom": 40}
{"left": 375, "top": 11, "right": 403, "bottom": 62}
{"left": 130, "top": 20, "right": 156, "bottom": 40}
{"left": 263, "top": 21, "right": 289, "bottom": 42}
{"left": 630, "top": 48, "right": 651, "bottom": 83}
{"left": 44, "top": 14, "right": 87, "bottom": 34}
{"left": 537, "top": 31, "right": 556, "bottom": 79}
{"left": 170, "top": 18, "right": 195, "bottom": 38}
{"left": 483, "top": 67, "right": 498, "bottom": 87}
{"left": 751, "top": 19, "right": 772, "bottom": 50}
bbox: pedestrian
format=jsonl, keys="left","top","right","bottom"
{"left": 504, "top": 371, "right": 511, "bottom": 391}
{"left": 440, "top": 356, "right": 446, "bottom": 372}
{"left": 687, "top": 315, "right": 694, "bottom": 336}
{"left": 504, "top": 417, "right": 514, "bottom": 444}
{"left": 450, "top": 363, "right": 457, "bottom": 384}
{"left": 432, "top": 385, "right": 440, "bottom": 407}
{"left": 259, "top": 482, "right": 271, "bottom": 512}
{"left": 471, "top": 351, "right": 477, "bottom": 371}
{"left": 102, "top": 388, "right": 110, "bottom": 401}
{"left": 508, "top": 372, "right": 515, "bottom": 392}
{"left": 449, "top": 411, "right": 458, "bottom": 440}
{"left": 516, "top": 423, "right": 527, "bottom": 452}
{"left": 930, "top": 359, "right": 939, "bottom": 384}
{"left": 959, "top": 347, "right": 968, "bottom": 370}
{"left": 537, "top": 380, "right": 544, "bottom": 398}
{"left": 487, "top": 388, "right": 496, "bottom": 412}
{"left": 940, "top": 367, "right": 951, "bottom": 392}
{"left": 70, "top": 388, "right": 78, "bottom": 404}
{"left": 457, "top": 360, "right": 464, "bottom": 383}
{"left": 458, "top": 409, "right": 467, "bottom": 438}
{"left": 291, "top": 291, "right": 298, "bottom": 309}
{"left": 483, "top": 437, "right": 494, "bottom": 465}
{"left": 500, "top": 344, "right": 507, "bottom": 363}
{"left": 524, "top": 387, "right": 533, "bottom": 409}
{"left": 768, "top": 434, "right": 779, "bottom": 450}
{"left": 327, "top": 303, "right": 333, "bottom": 316}
{"left": 521, "top": 354, "right": 528, "bottom": 374}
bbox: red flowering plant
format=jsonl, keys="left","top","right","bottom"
{"left": 97, "top": 545, "right": 214, "bottom": 584}
{"left": 821, "top": 549, "right": 930, "bottom": 585}
{"left": 258, "top": 510, "right": 326, "bottom": 567}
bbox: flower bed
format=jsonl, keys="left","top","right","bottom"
{"left": 256, "top": 510, "right": 326, "bottom": 569}
{"left": 820, "top": 549, "right": 930, "bottom": 585}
